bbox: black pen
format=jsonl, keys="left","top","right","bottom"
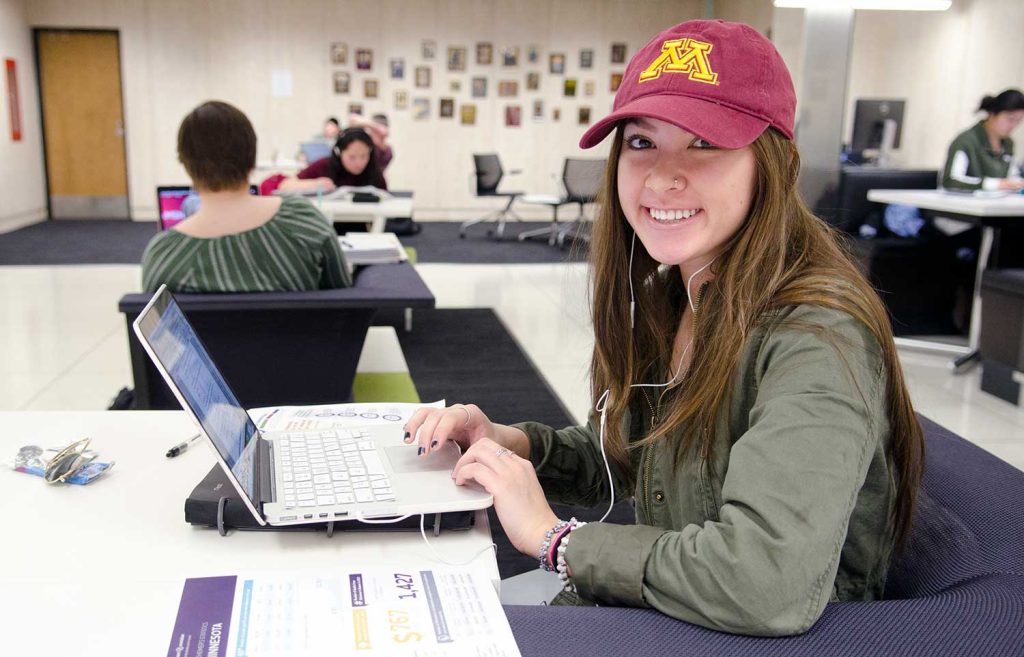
{"left": 166, "top": 434, "right": 201, "bottom": 458}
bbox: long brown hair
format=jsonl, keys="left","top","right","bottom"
{"left": 589, "top": 125, "right": 923, "bottom": 549}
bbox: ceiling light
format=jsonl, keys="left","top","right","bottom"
{"left": 773, "top": 0, "right": 951, "bottom": 10}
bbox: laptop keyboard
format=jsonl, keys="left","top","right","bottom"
{"left": 276, "top": 429, "right": 394, "bottom": 509}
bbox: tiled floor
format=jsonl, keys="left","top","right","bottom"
{"left": 2, "top": 261, "right": 1022, "bottom": 472}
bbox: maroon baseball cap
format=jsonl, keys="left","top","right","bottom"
{"left": 580, "top": 19, "right": 796, "bottom": 150}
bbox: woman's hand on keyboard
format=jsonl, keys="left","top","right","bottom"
{"left": 404, "top": 403, "right": 528, "bottom": 459}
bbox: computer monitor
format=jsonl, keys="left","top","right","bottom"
{"left": 850, "top": 99, "right": 905, "bottom": 154}
{"left": 156, "top": 185, "right": 259, "bottom": 231}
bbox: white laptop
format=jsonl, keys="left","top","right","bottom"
{"left": 132, "top": 285, "right": 493, "bottom": 526}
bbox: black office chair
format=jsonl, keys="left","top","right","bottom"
{"left": 517, "top": 158, "right": 605, "bottom": 247}
{"left": 459, "top": 154, "right": 525, "bottom": 240}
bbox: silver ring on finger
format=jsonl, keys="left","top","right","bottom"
{"left": 495, "top": 447, "right": 511, "bottom": 458}
{"left": 457, "top": 405, "right": 472, "bottom": 426}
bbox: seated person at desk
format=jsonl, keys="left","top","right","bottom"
{"left": 142, "top": 101, "right": 351, "bottom": 293}
{"left": 321, "top": 116, "right": 341, "bottom": 143}
{"left": 406, "top": 20, "right": 923, "bottom": 636}
{"left": 272, "top": 128, "right": 388, "bottom": 195}
{"left": 349, "top": 112, "right": 394, "bottom": 170}
{"left": 943, "top": 88, "right": 1024, "bottom": 192}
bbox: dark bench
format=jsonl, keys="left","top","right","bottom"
{"left": 117, "top": 263, "right": 434, "bottom": 409}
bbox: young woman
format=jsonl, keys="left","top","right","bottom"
{"left": 276, "top": 127, "right": 388, "bottom": 194}
{"left": 943, "top": 88, "right": 1024, "bottom": 192}
{"left": 142, "top": 101, "right": 350, "bottom": 293}
{"left": 406, "top": 20, "right": 924, "bottom": 636}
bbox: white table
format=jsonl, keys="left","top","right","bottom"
{"left": 0, "top": 411, "right": 497, "bottom": 655}
{"left": 317, "top": 196, "right": 414, "bottom": 233}
{"left": 866, "top": 189, "right": 1024, "bottom": 370}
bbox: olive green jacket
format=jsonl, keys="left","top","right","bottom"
{"left": 516, "top": 304, "right": 897, "bottom": 636}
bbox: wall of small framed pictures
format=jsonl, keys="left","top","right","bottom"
{"left": 326, "top": 38, "right": 629, "bottom": 129}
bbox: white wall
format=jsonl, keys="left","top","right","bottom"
{"left": 777, "top": 0, "right": 1024, "bottom": 171}
{"left": 0, "top": 0, "right": 46, "bottom": 231}
{"left": 25, "top": 0, "right": 714, "bottom": 220}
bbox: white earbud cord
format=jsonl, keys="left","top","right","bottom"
{"left": 599, "top": 233, "right": 715, "bottom": 522}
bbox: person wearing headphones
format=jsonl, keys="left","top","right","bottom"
{"left": 943, "top": 88, "right": 1024, "bottom": 192}
{"left": 272, "top": 127, "right": 388, "bottom": 195}
{"left": 405, "top": 20, "right": 923, "bottom": 636}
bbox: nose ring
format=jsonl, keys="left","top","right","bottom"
{"left": 672, "top": 178, "right": 679, "bottom": 188}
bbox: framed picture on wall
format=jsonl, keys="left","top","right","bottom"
{"left": 364, "top": 79, "right": 378, "bottom": 98}
{"left": 422, "top": 39, "right": 437, "bottom": 60}
{"left": 471, "top": 76, "right": 487, "bottom": 98}
{"left": 449, "top": 80, "right": 461, "bottom": 92}
{"left": 549, "top": 53, "right": 565, "bottom": 75}
{"left": 333, "top": 71, "right": 351, "bottom": 94}
{"left": 412, "top": 97, "right": 430, "bottom": 120}
{"left": 611, "top": 43, "right": 627, "bottom": 64}
{"left": 498, "top": 80, "right": 518, "bottom": 97}
{"left": 349, "top": 102, "right": 364, "bottom": 115}
{"left": 564, "top": 78, "right": 577, "bottom": 97}
{"left": 580, "top": 49, "right": 593, "bottom": 69}
{"left": 390, "top": 58, "right": 405, "bottom": 79}
{"left": 527, "top": 45, "right": 540, "bottom": 63}
{"left": 578, "top": 106, "right": 591, "bottom": 125}
{"left": 356, "top": 48, "right": 373, "bottom": 70}
{"left": 461, "top": 103, "right": 477, "bottom": 125}
{"left": 447, "top": 46, "right": 467, "bottom": 72}
{"left": 415, "top": 66, "right": 431, "bottom": 89}
{"left": 505, "top": 105, "right": 522, "bottom": 127}
{"left": 552, "top": 107, "right": 561, "bottom": 122}
{"left": 440, "top": 98, "right": 455, "bottom": 118}
{"left": 394, "top": 90, "right": 409, "bottom": 110}
{"left": 330, "top": 42, "right": 348, "bottom": 65}
{"left": 610, "top": 72, "right": 623, "bottom": 92}
{"left": 584, "top": 80, "right": 594, "bottom": 96}
{"left": 526, "top": 71, "right": 540, "bottom": 91}
{"left": 476, "top": 42, "right": 493, "bottom": 65}
{"left": 502, "top": 46, "right": 519, "bottom": 67}
{"left": 532, "top": 99, "right": 544, "bottom": 121}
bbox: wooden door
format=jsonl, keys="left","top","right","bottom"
{"left": 36, "top": 30, "right": 129, "bottom": 219}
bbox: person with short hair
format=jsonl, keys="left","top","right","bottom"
{"left": 142, "top": 101, "right": 350, "bottom": 293}
{"left": 274, "top": 127, "right": 387, "bottom": 195}
{"left": 405, "top": 20, "right": 924, "bottom": 636}
{"left": 322, "top": 116, "right": 341, "bottom": 142}
{"left": 943, "top": 88, "right": 1024, "bottom": 192}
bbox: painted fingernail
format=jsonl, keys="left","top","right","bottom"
{"left": 403, "top": 432, "right": 411, "bottom": 443}
{"left": 417, "top": 447, "right": 424, "bottom": 456}
{"left": 430, "top": 441, "right": 438, "bottom": 449}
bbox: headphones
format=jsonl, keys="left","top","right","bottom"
{"left": 593, "top": 232, "right": 715, "bottom": 522}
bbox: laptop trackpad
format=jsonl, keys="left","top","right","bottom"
{"left": 384, "top": 445, "right": 457, "bottom": 473}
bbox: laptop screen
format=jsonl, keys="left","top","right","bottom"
{"left": 156, "top": 186, "right": 260, "bottom": 231}
{"left": 137, "top": 290, "right": 260, "bottom": 501}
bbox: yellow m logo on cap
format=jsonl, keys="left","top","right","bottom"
{"left": 639, "top": 38, "right": 718, "bottom": 85}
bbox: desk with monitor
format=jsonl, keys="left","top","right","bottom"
{"left": 866, "top": 188, "right": 1024, "bottom": 370}
{"left": 0, "top": 410, "right": 499, "bottom": 655}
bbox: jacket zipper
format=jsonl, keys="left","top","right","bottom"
{"left": 639, "top": 282, "right": 708, "bottom": 522}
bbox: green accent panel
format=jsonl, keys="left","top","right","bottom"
{"left": 404, "top": 246, "right": 418, "bottom": 264}
{"left": 352, "top": 372, "right": 420, "bottom": 403}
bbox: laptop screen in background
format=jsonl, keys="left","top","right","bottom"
{"left": 145, "top": 296, "right": 260, "bottom": 501}
{"left": 157, "top": 186, "right": 260, "bottom": 231}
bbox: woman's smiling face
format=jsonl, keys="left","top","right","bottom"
{"left": 616, "top": 117, "right": 756, "bottom": 280}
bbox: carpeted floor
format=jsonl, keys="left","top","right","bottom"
{"left": 0, "top": 219, "right": 587, "bottom": 265}
{"left": 375, "top": 308, "right": 633, "bottom": 579}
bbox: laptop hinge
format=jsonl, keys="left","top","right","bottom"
{"left": 256, "top": 436, "right": 275, "bottom": 506}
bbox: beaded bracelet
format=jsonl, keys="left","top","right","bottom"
{"left": 556, "top": 520, "right": 587, "bottom": 592}
{"left": 537, "top": 519, "right": 570, "bottom": 571}
{"left": 546, "top": 522, "right": 575, "bottom": 570}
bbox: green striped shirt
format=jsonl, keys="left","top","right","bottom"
{"left": 142, "top": 195, "right": 352, "bottom": 293}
